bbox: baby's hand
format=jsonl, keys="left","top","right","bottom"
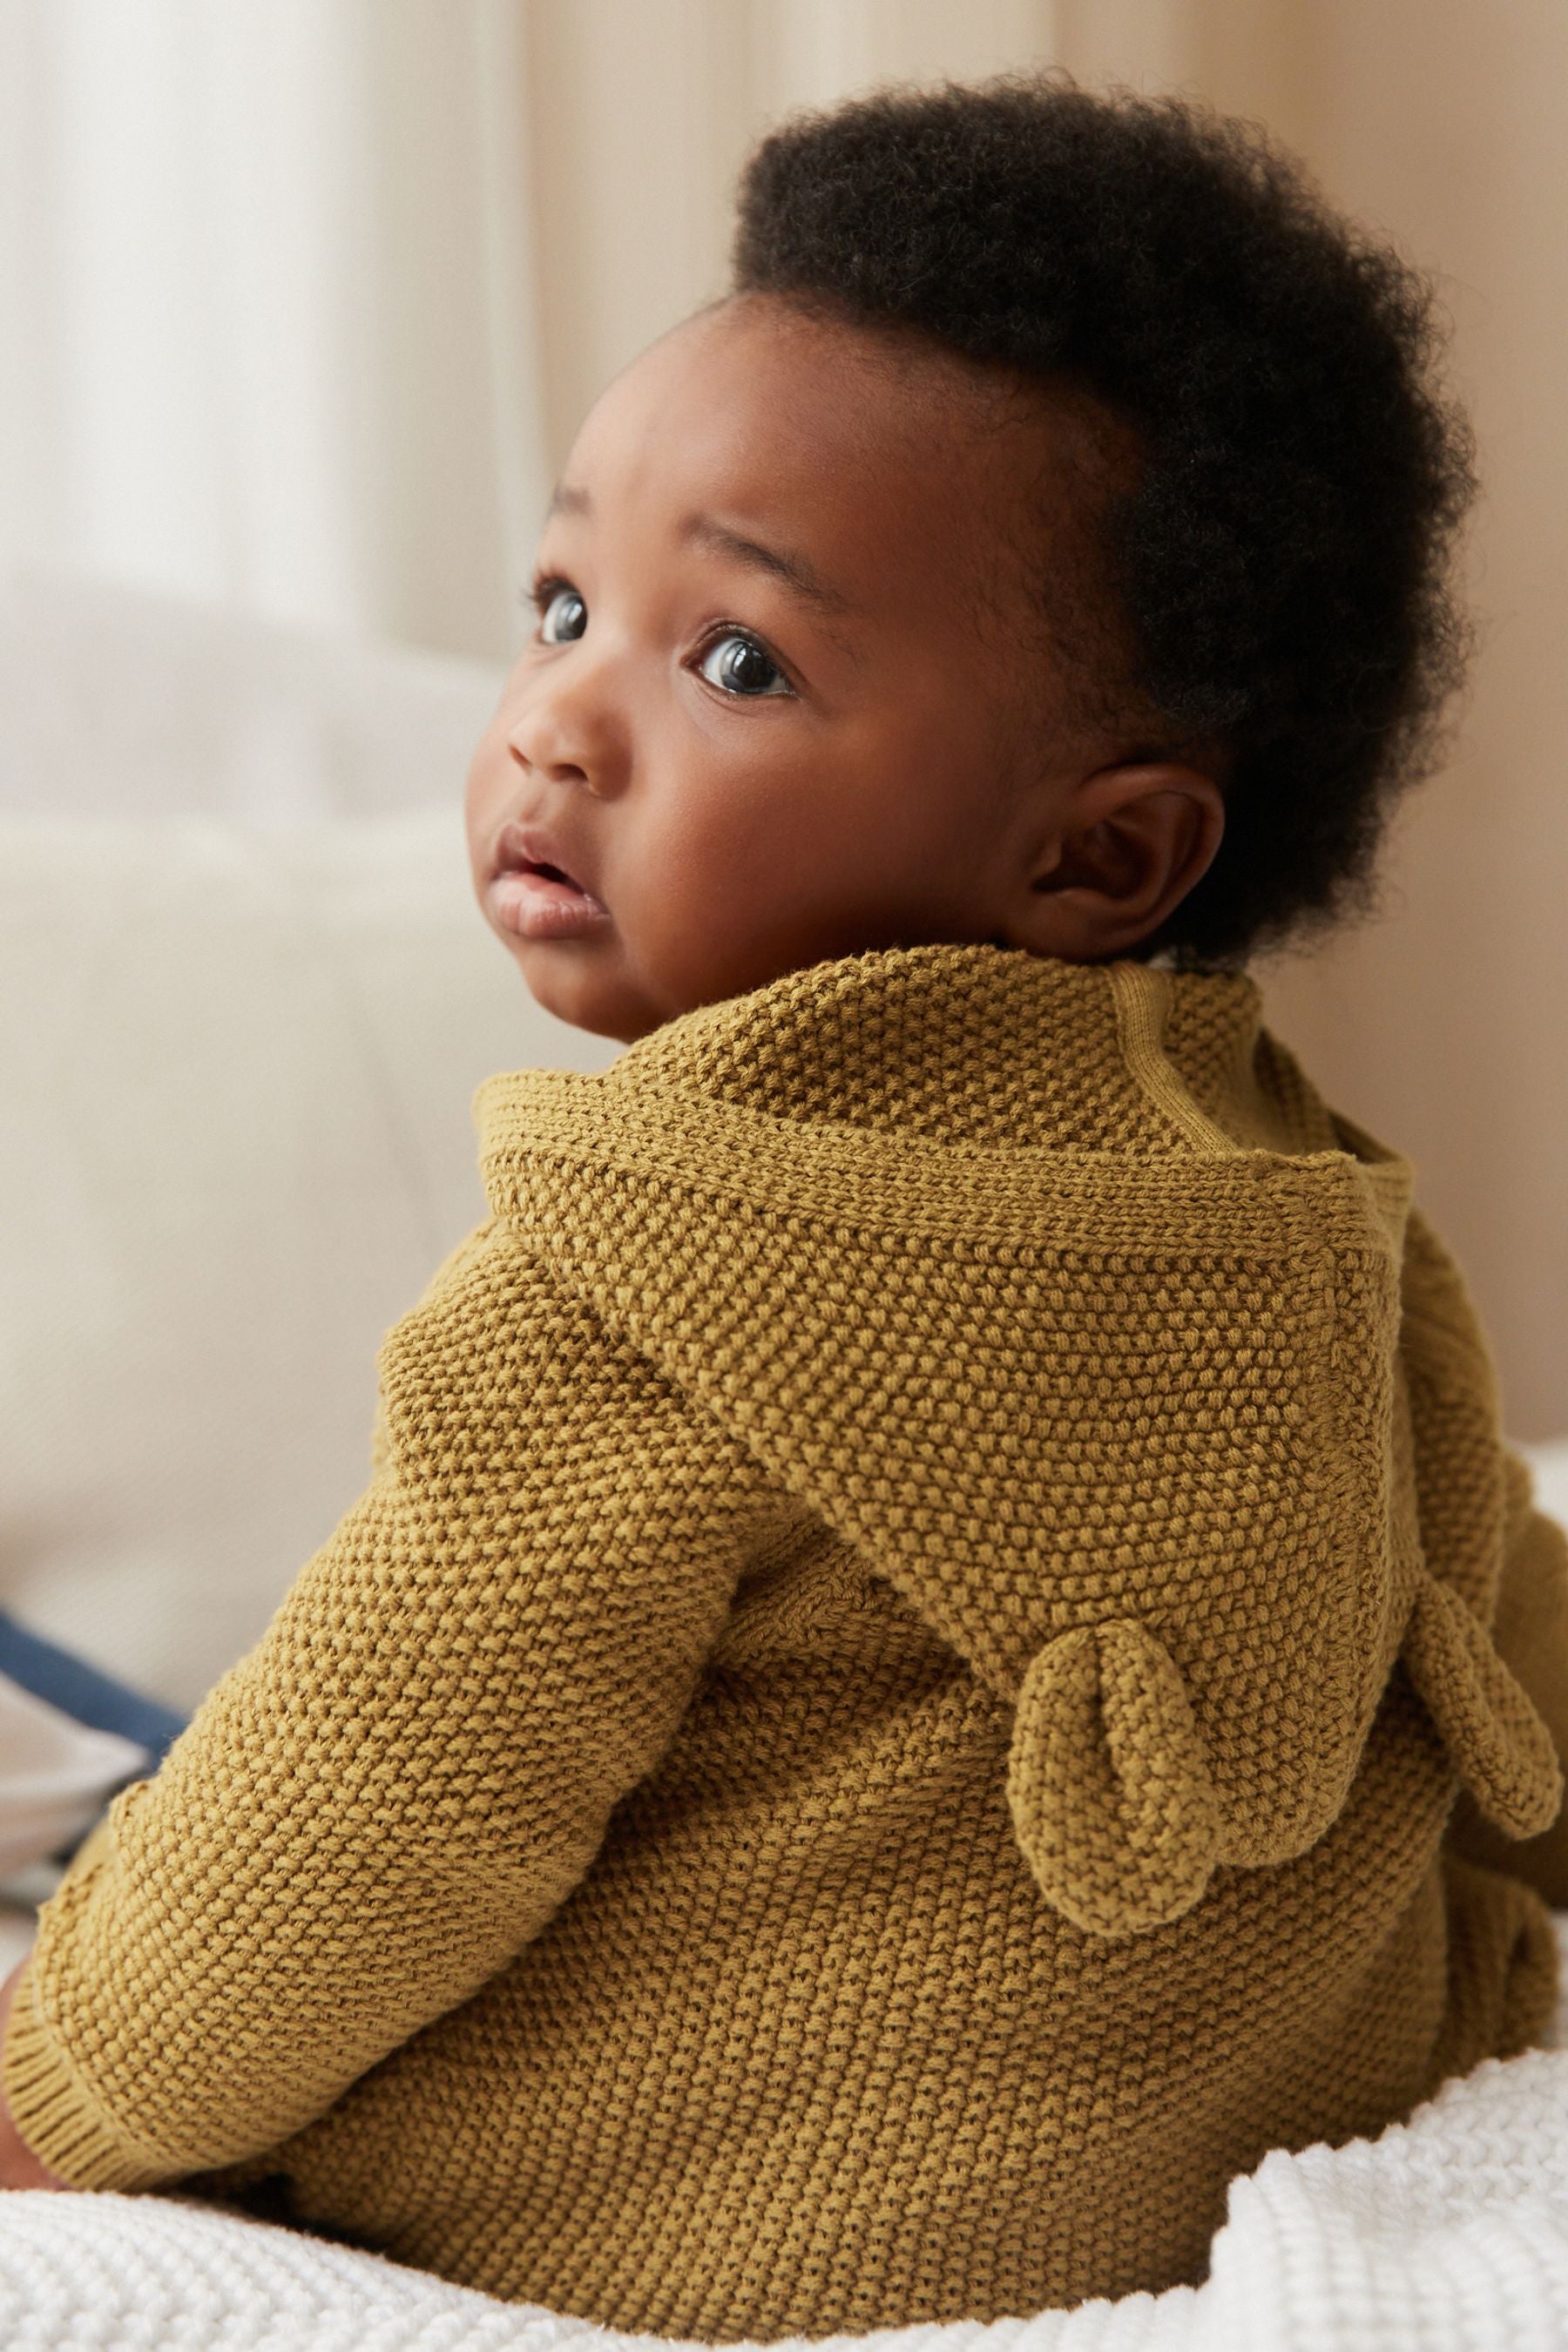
{"left": 0, "top": 1963, "right": 68, "bottom": 2190}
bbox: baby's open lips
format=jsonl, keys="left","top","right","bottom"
{"left": 492, "top": 821, "right": 600, "bottom": 902}
{"left": 488, "top": 821, "right": 609, "bottom": 940}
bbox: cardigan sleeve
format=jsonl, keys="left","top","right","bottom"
{"left": 1445, "top": 1449, "right": 1568, "bottom": 1907}
{"left": 2, "top": 1220, "right": 796, "bottom": 2191}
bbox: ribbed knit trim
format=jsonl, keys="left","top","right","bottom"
{"left": 479, "top": 1067, "right": 1393, "bottom": 1246}
{"left": 477, "top": 944, "right": 1412, "bottom": 1250}
{"left": 1109, "top": 964, "right": 1240, "bottom": 1157}
{"left": 3, "top": 1959, "right": 176, "bottom": 2191}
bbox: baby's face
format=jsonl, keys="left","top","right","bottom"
{"left": 466, "top": 295, "right": 1119, "bottom": 1043}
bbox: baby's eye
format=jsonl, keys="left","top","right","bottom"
{"left": 538, "top": 585, "right": 587, "bottom": 645}
{"left": 696, "top": 632, "right": 792, "bottom": 698}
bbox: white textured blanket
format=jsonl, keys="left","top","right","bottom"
{"left": 1, "top": 1917, "right": 1565, "bottom": 2352}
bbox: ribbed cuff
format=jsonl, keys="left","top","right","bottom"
{"left": 2, "top": 1959, "right": 177, "bottom": 2192}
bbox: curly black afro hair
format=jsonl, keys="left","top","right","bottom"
{"left": 732, "top": 75, "right": 1475, "bottom": 964}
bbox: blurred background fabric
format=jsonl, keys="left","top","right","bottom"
{"left": 0, "top": 0, "right": 1565, "bottom": 1436}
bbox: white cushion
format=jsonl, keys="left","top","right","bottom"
{"left": 0, "top": 568, "right": 507, "bottom": 822}
{"left": 0, "top": 1675, "right": 144, "bottom": 1878}
{"left": 0, "top": 1930, "right": 1565, "bottom": 2349}
{"left": 0, "top": 812, "right": 615, "bottom": 1711}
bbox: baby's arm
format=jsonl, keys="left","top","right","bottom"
{"left": 1446, "top": 1450, "right": 1568, "bottom": 1905}
{"left": 0, "top": 1221, "right": 794, "bottom": 2191}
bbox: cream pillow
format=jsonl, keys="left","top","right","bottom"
{"left": 1, "top": 812, "right": 615, "bottom": 1711}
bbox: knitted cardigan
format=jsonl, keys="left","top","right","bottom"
{"left": 6, "top": 946, "right": 1567, "bottom": 2342}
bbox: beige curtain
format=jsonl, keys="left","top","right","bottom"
{"left": 1198, "top": 3, "right": 1568, "bottom": 1447}
{"left": 0, "top": 0, "right": 544, "bottom": 660}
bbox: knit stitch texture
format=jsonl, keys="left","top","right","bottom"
{"left": 4, "top": 946, "right": 1565, "bottom": 2340}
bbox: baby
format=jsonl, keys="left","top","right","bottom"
{"left": 3, "top": 74, "right": 1567, "bottom": 2342}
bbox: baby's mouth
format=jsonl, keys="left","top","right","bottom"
{"left": 488, "top": 823, "right": 610, "bottom": 943}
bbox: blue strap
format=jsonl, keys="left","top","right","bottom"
{"left": 0, "top": 1615, "right": 186, "bottom": 1762}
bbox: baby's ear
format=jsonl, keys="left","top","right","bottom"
{"left": 1012, "top": 760, "right": 1225, "bottom": 961}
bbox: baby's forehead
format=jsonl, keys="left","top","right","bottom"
{"left": 565, "top": 297, "right": 1113, "bottom": 608}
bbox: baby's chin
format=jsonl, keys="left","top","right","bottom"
{"left": 507, "top": 933, "right": 667, "bottom": 1046}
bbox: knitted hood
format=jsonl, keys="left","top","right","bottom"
{"left": 477, "top": 945, "right": 1559, "bottom": 1938}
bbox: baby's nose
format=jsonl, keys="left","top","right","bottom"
{"left": 504, "top": 667, "right": 626, "bottom": 797}
{"left": 508, "top": 730, "right": 590, "bottom": 790}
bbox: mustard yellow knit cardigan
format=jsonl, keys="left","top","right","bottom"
{"left": 6, "top": 946, "right": 1566, "bottom": 2340}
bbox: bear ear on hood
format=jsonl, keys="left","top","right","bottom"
{"left": 1000, "top": 1573, "right": 1564, "bottom": 1944}
{"left": 1402, "top": 1575, "right": 1561, "bottom": 1840}
{"left": 1005, "top": 1620, "right": 1221, "bottom": 1938}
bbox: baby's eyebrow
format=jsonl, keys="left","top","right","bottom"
{"left": 544, "top": 483, "right": 861, "bottom": 651}
{"left": 679, "top": 512, "right": 852, "bottom": 622}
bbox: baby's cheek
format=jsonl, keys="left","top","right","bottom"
{"left": 607, "top": 773, "right": 845, "bottom": 1016}
{"left": 610, "top": 889, "right": 729, "bottom": 1022}
{"left": 599, "top": 825, "right": 727, "bottom": 993}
